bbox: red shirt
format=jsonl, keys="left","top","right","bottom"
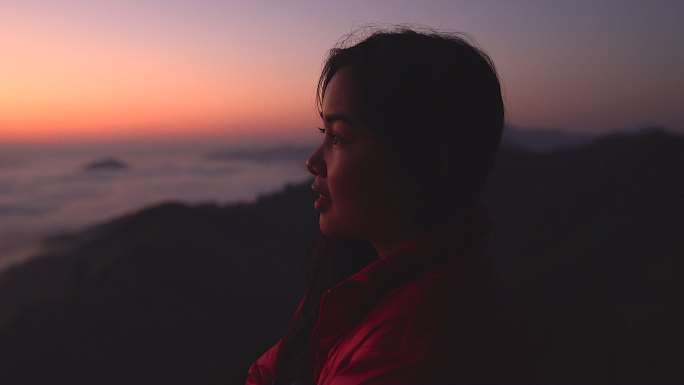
{"left": 246, "top": 206, "right": 538, "bottom": 385}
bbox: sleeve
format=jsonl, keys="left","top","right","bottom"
{"left": 245, "top": 339, "right": 283, "bottom": 385}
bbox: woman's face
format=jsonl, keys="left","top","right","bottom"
{"left": 306, "top": 67, "right": 418, "bottom": 249}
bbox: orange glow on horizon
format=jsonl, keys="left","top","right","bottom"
{"left": 2, "top": 1, "right": 682, "bottom": 144}
{"left": 0, "top": 19, "right": 320, "bottom": 144}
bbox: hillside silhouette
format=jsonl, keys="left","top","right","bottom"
{"left": 0, "top": 129, "right": 682, "bottom": 384}
{"left": 484, "top": 129, "right": 684, "bottom": 384}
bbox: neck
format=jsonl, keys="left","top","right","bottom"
{"left": 371, "top": 228, "right": 417, "bottom": 259}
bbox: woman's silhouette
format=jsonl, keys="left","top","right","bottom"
{"left": 246, "top": 28, "right": 538, "bottom": 385}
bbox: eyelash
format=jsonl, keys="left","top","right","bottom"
{"left": 317, "top": 127, "right": 342, "bottom": 145}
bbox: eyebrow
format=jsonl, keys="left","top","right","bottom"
{"left": 319, "top": 111, "right": 355, "bottom": 125}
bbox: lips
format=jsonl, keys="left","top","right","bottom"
{"left": 311, "top": 183, "right": 331, "bottom": 200}
{"left": 311, "top": 182, "right": 331, "bottom": 211}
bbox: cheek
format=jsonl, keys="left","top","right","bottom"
{"left": 329, "top": 161, "right": 379, "bottom": 206}
{"left": 331, "top": 162, "right": 410, "bottom": 224}
{"left": 320, "top": 164, "right": 380, "bottom": 235}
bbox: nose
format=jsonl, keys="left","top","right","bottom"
{"left": 306, "top": 144, "right": 326, "bottom": 176}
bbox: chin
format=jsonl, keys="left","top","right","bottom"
{"left": 319, "top": 217, "right": 350, "bottom": 239}
{"left": 318, "top": 216, "right": 371, "bottom": 241}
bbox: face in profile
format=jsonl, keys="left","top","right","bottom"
{"left": 306, "top": 66, "right": 418, "bottom": 249}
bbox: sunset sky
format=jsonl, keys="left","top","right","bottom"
{"left": 1, "top": 0, "right": 682, "bottom": 144}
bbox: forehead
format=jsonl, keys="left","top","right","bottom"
{"left": 322, "top": 67, "right": 360, "bottom": 122}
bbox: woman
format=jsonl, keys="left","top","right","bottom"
{"left": 246, "top": 28, "right": 538, "bottom": 385}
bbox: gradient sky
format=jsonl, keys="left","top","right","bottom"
{"left": 1, "top": 0, "right": 682, "bottom": 144}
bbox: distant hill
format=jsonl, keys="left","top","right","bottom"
{"left": 500, "top": 124, "right": 677, "bottom": 152}
{"left": 501, "top": 126, "right": 594, "bottom": 152}
{"left": 204, "top": 144, "right": 315, "bottom": 163}
{"left": 484, "top": 129, "right": 684, "bottom": 384}
{"left": 0, "top": 129, "right": 682, "bottom": 384}
{"left": 82, "top": 157, "right": 130, "bottom": 172}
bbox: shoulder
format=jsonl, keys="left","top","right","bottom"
{"left": 320, "top": 243, "right": 539, "bottom": 384}
{"left": 344, "top": 253, "right": 478, "bottom": 359}
{"left": 366, "top": 250, "right": 538, "bottom": 383}
{"left": 376, "top": 246, "right": 499, "bottom": 333}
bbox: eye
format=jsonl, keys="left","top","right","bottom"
{"left": 317, "top": 127, "right": 343, "bottom": 145}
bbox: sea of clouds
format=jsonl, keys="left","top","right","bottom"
{"left": 0, "top": 141, "right": 313, "bottom": 271}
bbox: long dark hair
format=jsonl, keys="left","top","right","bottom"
{"left": 273, "top": 27, "right": 504, "bottom": 384}
{"left": 272, "top": 235, "right": 377, "bottom": 385}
